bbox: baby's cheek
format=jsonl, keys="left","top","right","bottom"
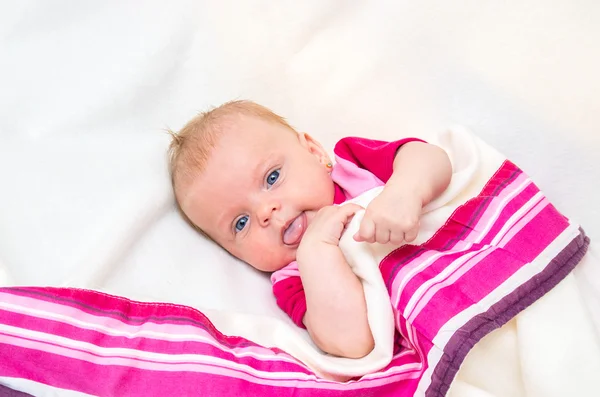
{"left": 247, "top": 243, "right": 287, "bottom": 272}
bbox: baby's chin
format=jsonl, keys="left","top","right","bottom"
{"left": 250, "top": 250, "right": 297, "bottom": 273}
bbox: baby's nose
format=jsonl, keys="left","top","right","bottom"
{"left": 257, "top": 203, "right": 279, "bottom": 226}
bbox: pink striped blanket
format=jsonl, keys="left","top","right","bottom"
{"left": 0, "top": 157, "right": 589, "bottom": 396}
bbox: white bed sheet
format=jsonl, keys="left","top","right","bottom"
{"left": 0, "top": 1, "right": 598, "bottom": 328}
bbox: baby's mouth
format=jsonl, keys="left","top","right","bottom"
{"left": 282, "top": 212, "right": 307, "bottom": 246}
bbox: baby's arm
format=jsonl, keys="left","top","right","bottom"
{"left": 390, "top": 141, "right": 452, "bottom": 206}
{"left": 296, "top": 204, "right": 374, "bottom": 359}
{"left": 355, "top": 142, "right": 452, "bottom": 244}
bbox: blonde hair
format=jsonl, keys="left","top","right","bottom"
{"left": 167, "top": 100, "right": 295, "bottom": 231}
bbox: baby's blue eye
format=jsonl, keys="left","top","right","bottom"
{"left": 266, "top": 169, "right": 280, "bottom": 186}
{"left": 235, "top": 216, "right": 248, "bottom": 232}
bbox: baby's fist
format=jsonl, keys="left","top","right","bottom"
{"left": 353, "top": 189, "right": 422, "bottom": 245}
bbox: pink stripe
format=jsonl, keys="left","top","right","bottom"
{"left": 387, "top": 249, "right": 441, "bottom": 302}
{"left": 468, "top": 173, "right": 531, "bottom": 240}
{"left": 502, "top": 204, "right": 569, "bottom": 260}
{"left": 0, "top": 339, "right": 337, "bottom": 396}
{"left": 407, "top": 248, "right": 494, "bottom": 322}
{"left": 1, "top": 289, "right": 218, "bottom": 329}
{"left": 0, "top": 310, "right": 306, "bottom": 376}
{"left": 0, "top": 333, "right": 326, "bottom": 385}
{"left": 0, "top": 292, "right": 284, "bottom": 359}
{"left": 392, "top": 249, "right": 476, "bottom": 319}
{"left": 5, "top": 287, "right": 245, "bottom": 340}
{"left": 496, "top": 197, "right": 548, "bottom": 247}
{"left": 477, "top": 182, "right": 539, "bottom": 246}
{"left": 412, "top": 245, "right": 522, "bottom": 338}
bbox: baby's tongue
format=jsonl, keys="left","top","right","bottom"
{"left": 283, "top": 213, "right": 305, "bottom": 245}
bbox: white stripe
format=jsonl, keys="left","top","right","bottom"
{"left": 403, "top": 250, "right": 482, "bottom": 319}
{"left": 472, "top": 178, "right": 532, "bottom": 245}
{"left": 489, "top": 191, "right": 544, "bottom": 246}
{"left": 496, "top": 198, "right": 548, "bottom": 248}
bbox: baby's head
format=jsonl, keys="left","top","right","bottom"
{"left": 169, "top": 100, "right": 335, "bottom": 272}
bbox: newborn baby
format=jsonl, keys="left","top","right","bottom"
{"left": 168, "top": 100, "right": 451, "bottom": 359}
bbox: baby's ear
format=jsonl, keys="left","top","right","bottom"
{"left": 298, "top": 132, "right": 329, "bottom": 161}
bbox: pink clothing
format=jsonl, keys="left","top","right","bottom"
{"left": 271, "top": 136, "right": 423, "bottom": 328}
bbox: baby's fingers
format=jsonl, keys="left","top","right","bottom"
{"left": 337, "top": 203, "right": 363, "bottom": 223}
{"left": 354, "top": 216, "right": 376, "bottom": 243}
{"left": 389, "top": 230, "right": 405, "bottom": 245}
{"left": 375, "top": 227, "right": 391, "bottom": 245}
{"left": 404, "top": 223, "right": 420, "bottom": 243}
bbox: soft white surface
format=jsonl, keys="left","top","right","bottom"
{"left": 0, "top": 0, "right": 598, "bottom": 322}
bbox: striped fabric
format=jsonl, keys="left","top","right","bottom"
{"left": 0, "top": 161, "right": 588, "bottom": 397}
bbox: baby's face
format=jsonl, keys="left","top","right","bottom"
{"left": 182, "top": 115, "right": 335, "bottom": 272}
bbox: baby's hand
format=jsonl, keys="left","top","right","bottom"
{"left": 354, "top": 186, "right": 422, "bottom": 245}
{"left": 301, "top": 203, "right": 363, "bottom": 247}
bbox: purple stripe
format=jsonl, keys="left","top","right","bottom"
{"left": 0, "top": 385, "right": 32, "bottom": 397}
{"left": 425, "top": 228, "right": 590, "bottom": 397}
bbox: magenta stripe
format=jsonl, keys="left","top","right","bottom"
{"left": 465, "top": 173, "right": 530, "bottom": 237}
{"left": 3, "top": 288, "right": 254, "bottom": 347}
{"left": 477, "top": 182, "right": 539, "bottom": 246}
{"left": 0, "top": 305, "right": 306, "bottom": 370}
{"left": 0, "top": 332, "right": 311, "bottom": 382}
{"left": 0, "top": 340, "right": 326, "bottom": 396}
{"left": 502, "top": 205, "right": 569, "bottom": 260}
{"left": 412, "top": 248, "right": 524, "bottom": 338}
{"left": 393, "top": 249, "right": 477, "bottom": 313}
{"left": 0, "top": 292, "right": 290, "bottom": 359}
{"left": 495, "top": 196, "right": 547, "bottom": 247}
{"left": 0, "top": 311, "right": 307, "bottom": 376}
{"left": 408, "top": 249, "right": 494, "bottom": 322}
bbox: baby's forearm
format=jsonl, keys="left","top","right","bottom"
{"left": 388, "top": 142, "right": 452, "bottom": 205}
{"left": 297, "top": 243, "right": 374, "bottom": 359}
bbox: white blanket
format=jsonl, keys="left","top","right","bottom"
{"left": 0, "top": 1, "right": 599, "bottom": 395}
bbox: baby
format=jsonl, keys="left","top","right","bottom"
{"left": 168, "top": 100, "right": 452, "bottom": 359}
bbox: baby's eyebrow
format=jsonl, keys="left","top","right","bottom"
{"left": 254, "top": 152, "right": 280, "bottom": 177}
{"left": 253, "top": 159, "right": 271, "bottom": 182}
{"left": 215, "top": 210, "right": 235, "bottom": 236}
